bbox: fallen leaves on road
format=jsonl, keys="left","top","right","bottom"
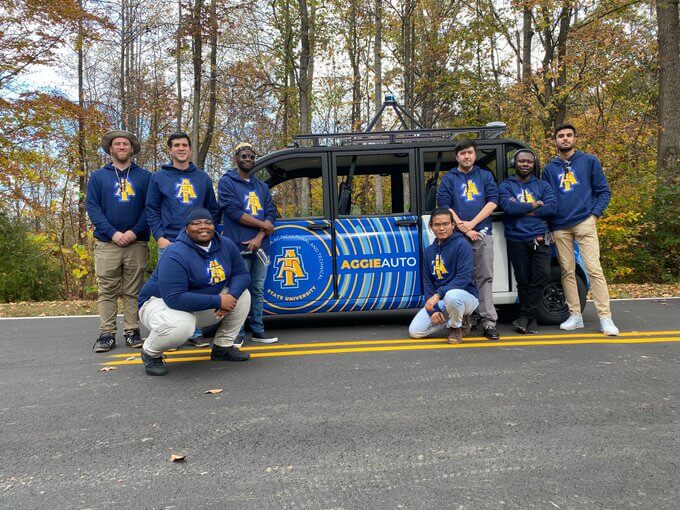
{"left": 204, "top": 389, "right": 223, "bottom": 394}
{"left": 170, "top": 454, "right": 186, "bottom": 462}
{"left": 99, "top": 366, "right": 117, "bottom": 372}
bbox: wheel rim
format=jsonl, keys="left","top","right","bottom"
{"left": 542, "top": 282, "right": 567, "bottom": 313}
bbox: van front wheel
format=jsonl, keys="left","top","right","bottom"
{"left": 537, "top": 266, "right": 587, "bottom": 325}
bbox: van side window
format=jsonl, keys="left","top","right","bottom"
{"left": 422, "top": 147, "right": 499, "bottom": 212}
{"left": 335, "top": 153, "right": 411, "bottom": 216}
{"left": 257, "top": 157, "right": 325, "bottom": 219}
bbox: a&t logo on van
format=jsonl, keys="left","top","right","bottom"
{"left": 273, "top": 247, "right": 308, "bottom": 288}
{"left": 460, "top": 179, "right": 480, "bottom": 202}
{"left": 175, "top": 178, "right": 198, "bottom": 204}
{"left": 244, "top": 191, "right": 263, "bottom": 216}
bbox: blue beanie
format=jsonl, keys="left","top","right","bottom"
{"left": 185, "top": 208, "right": 213, "bottom": 226}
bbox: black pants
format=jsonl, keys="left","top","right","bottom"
{"left": 508, "top": 240, "right": 551, "bottom": 321}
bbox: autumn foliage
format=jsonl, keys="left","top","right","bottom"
{"left": 0, "top": 0, "right": 677, "bottom": 300}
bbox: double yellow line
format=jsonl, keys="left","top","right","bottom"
{"left": 104, "top": 330, "right": 680, "bottom": 366}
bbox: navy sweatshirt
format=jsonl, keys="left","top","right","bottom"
{"left": 541, "top": 150, "right": 611, "bottom": 230}
{"left": 86, "top": 163, "right": 151, "bottom": 242}
{"left": 423, "top": 232, "right": 478, "bottom": 299}
{"left": 218, "top": 168, "right": 277, "bottom": 254}
{"left": 436, "top": 165, "right": 499, "bottom": 233}
{"left": 499, "top": 175, "right": 558, "bottom": 241}
{"left": 138, "top": 231, "right": 250, "bottom": 312}
{"left": 146, "top": 163, "right": 220, "bottom": 242}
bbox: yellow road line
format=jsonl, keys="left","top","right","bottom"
{"left": 109, "top": 329, "right": 680, "bottom": 358}
{"left": 105, "top": 335, "right": 680, "bottom": 366}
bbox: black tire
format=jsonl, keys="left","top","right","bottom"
{"left": 536, "top": 266, "right": 587, "bottom": 325}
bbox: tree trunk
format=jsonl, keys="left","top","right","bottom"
{"left": 120, "top": 0, "right": 127, "bottom": 129}
{"left": 191, "top": 0, "right": 203, "bottom": 150}
{"left": 656, "top": 0, "right": 680, "bottom": 178}
{"left": 402, "top": 0, "right": 415, "bottom": 124}
{"left": 349, "top": 0, "right": 361, "bottom": 131}
{"left": 176, "top": 0, "right": 183, "bottom": 130}
{"left": 298, "top": 0, "right": 314, "bottom": 215}
{"left": 197, "top": 0, "right": 217, "bottom": 169}
{"left": 374, "top": 0, "right": 383, "bottom": 210}
{"left": 520, "top": 6, "right": 533, "bottom": 140}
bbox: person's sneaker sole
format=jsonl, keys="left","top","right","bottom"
{"left": 186, "top": 337, "right": 210, "bottom": 348}
{"left": 250, "top": 336, "right": 278, "bottom": 344}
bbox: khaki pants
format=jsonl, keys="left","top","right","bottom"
{"left": 94, "top": 240, "right": 148, "bottom": 334}
{"left": 139, "top": 290, "right": 251, "bottom": 356}
{"left": 552, "top": 215, "right": 611, "bottom": 318}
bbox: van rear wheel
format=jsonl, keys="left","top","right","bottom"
{"left": 537, "top": 266, "right": 587, "bottom": 325}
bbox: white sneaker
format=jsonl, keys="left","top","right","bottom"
{"left": 600, "top": 317, "right": 620, "bottom": 336}
{"left": 560, "top": 314, "right": 584, "bottom": 330}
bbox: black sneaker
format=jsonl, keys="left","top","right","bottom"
{"left": 186, "top": 336, "right": 210, "bottom": 348}
{"left": 526, "top": 318, "right": 538, "bottom": 334}
{"left": 483, "top": 325, "right": 500, "bottom": 341}
{"left": 251, "top": 331, "right": 278, "bottom": 344}
{"left": 124, "top": 329, "right": 144, "bottom": 348}
{"left": 211, "top": 345, "right": 250, "bottom": 362}
{"left": 513, "top": 317, "right": 529, "bottom": 334}
{"left": 93, "top": 333, "right": 115, "bottom": 352}
{"left": 141, "top": 351, "right": 168, "bottom": 376}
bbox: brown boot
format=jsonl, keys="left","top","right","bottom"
{"left": 462, "top": 315, "right": 472, "bottom": 336}
{"left": 447, "top": 327, "right": 463, "bottom": 344}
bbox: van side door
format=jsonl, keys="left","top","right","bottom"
{"left": 256, "top": 154, "right": 336, "bottom": 314}
{"left": 331, "top": 150, "right": 422, "bottom": 311}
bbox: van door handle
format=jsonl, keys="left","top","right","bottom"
{"left": 308, "top": 221, "right": 331, "bottom": 230}
{"left": 394, "top": 219, "right": 417, "bottom": 227}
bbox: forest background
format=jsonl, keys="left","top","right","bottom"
{"left": 0, "top": 0, "right": 678, "bottom": 302}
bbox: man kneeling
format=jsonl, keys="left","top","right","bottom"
{"left": 137, "top": 208, "right": 251, "bottom": 376}
{"left": 409, "top": 208, "right": 479, "bottom": 344}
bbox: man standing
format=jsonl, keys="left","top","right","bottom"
{"left": 499, "top": 149, "right": 557, "bottom": 334}
{"left": 409, "top": 208, "right": 478, "bottom": 344}
{"left": 87, "top": 130, "right": 151, "bottom": 352}
{"left": 218, "top": 142, "right": 278, "bottom": 344}
{"left": 436, "top": 140, "right": 500, "bottom": 340}
{"left": 138, "top": 208, "right": 251, "bottom": 376}
{"left": 146, "top": 132, "right": 220, "bottom": 347}
{"left": 542, "top": 124, "right": 619, "bottom": 336}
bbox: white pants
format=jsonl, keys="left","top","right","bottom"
{"left": 140, "top": 290, "right": 251, "bottom": 356}
{"left": 409, "top": 289, "right": 479, "bottom": 338}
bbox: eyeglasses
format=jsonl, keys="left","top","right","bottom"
{"left": 239, "top": 154, "right": 256, "bottom": 161}
{"left": 188, "top": 219, "right": 214, "bottom": 227}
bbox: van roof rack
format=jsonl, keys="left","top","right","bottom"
{"left": 292, "top": 95, "right": 507, "bottom": 147}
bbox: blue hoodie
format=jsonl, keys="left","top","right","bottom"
{"left": 436, "top": 165, "right": 499, "bottom": 233}
{"left": 218, "top": 168, "right": 277, "bottom": 254}
{"left": 423, "top": 232, "right": 478, "bottom": 299}
{"left": 86, "top": 163, "right": 151, "bottom": 242}
{"left": 499, "top": 175, "right": 558, "bottom": 241}
{"left": 541, "top": 150, "right": 611, "bottom": 230}
{"left": 146, "top": 163, "right": 219, "bottom": 242}
{"left": 138, "top": 230, "right": 250, "bottom": 312}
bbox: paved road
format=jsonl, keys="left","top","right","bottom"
{"left": 1, "top": 298, "right": 679, "bottom": 509}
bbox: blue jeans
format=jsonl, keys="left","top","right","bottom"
{"left": 408, "top": 289, "right": 479, "bottom": 338}
{"left": 238, "top": 254, "right": 268, "bottom": 339}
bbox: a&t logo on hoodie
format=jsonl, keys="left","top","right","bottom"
{"left": 558, "top": 168, "right": 578, "bottom": 193}
{"left": 433, "top": 254, "right": 448, "bottom": 280}
{"left": 207, "top": 259, "right": 226, "bottom": 285}
{"left": 460, "top": 179, "right": 480, "bottom": 202}
{"left": 516, "top": 189, "right": 535, "bottom": 203}
{"left": 244, "top": 191, "right": 263, "bottom": 217}
{"left": 175, "top": 178, "right": 198, "bottom": 204}
{"left": 115, "top": 179, "right": 135, "bottom": 202}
